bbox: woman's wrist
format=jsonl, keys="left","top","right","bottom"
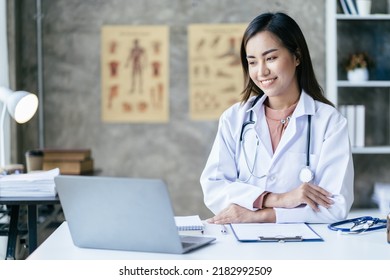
{"left": 257, "top": 208, "right": 276, "bottom": 223}
{"left": 263, "top": 192, "right": 281, "bottom": 208}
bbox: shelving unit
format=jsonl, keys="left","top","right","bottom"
{"left": 326, "top": 0, "right": 390, "bottom": 154}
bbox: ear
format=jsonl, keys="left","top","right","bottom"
{"left": 295, "top": 49, "right": 301, "bottom": 66}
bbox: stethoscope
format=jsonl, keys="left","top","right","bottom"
{"left": 239, "top": 95, "right": 314, "bottom": 183}
{"left": 328, "top": 216, "right": 387, "bottom": 234}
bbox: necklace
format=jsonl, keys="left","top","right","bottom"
{"left": 280, "top": 116, "right": 291, "bottom": 124}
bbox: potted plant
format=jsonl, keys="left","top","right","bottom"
{"left": 345, "top": 52, "right": 372, "bottom": 82}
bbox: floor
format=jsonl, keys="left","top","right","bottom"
{"left": 0, "top": 204, "right": 64, "bottom": 260}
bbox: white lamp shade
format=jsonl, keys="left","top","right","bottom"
{"left": 8, "top": 91, "right": 39, "bottom": 123}
{"left": 0, "top": 87, "right": 39, "bottom": 167}
{"left": 0, "top": 87, "right": 39, "bottom": 123}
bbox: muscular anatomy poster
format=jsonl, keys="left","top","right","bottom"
{"left": 189, "top": 24, "right": 247, "bottom": 120}
{"left": 101, "top": 25, "right": 169, "bottom": 123}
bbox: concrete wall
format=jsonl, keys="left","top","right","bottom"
{"left": 12, "top": 0, "right": 382, "bottom": 218}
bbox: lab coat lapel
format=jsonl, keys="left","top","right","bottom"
{"left": 250, "top": 96, "right": 273, "bottom": 160}
{"left": 256, "top": 113, "right": 274, "bottom": 160}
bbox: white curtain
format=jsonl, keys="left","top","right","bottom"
{"left": 0, "top": 0, "right": 8, "bottom": 260}
{"left": 0, "top": 0, "right": 10, "bottom": 166}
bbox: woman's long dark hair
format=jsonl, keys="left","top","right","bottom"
{"left": 240, "top": 12, "right": 333, "bottom": 107}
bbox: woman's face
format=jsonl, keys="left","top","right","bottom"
{"left": 245, "top": 31, "right": 300, "bottom": 106}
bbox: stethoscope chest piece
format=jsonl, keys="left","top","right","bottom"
{"left": 299, "top": 166, "right": 314, "bottom": 183}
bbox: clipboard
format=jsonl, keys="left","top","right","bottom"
{"left": 230, "top": 223, "right": 323, "bottom": 242}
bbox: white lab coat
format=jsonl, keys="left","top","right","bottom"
{"left": 200, "top": 91, "right": 354, "bottom": 223}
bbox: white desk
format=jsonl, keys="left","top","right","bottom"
{"left": 27, "top": 210, "right": 390, "bottom": 260}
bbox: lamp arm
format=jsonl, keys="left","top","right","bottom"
{"left": 0, "top": 102, "right": 6, "bottom": 167}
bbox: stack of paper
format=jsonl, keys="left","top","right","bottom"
{"left": 0, "top": 168, "right": 59, "bottom": 197}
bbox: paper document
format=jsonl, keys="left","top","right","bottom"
{"left": 230, "top": 223, "right": 323, "bottom": 242}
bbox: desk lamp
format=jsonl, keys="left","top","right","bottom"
{"left": 0, "top": 86, "right": 39, "bottom": 167}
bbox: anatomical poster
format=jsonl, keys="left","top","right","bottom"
{"left": 101, "top": 25, "right": 169, "bottom": 123}
{"left": 188, "top": 23, "right": 247, "bottom": 120}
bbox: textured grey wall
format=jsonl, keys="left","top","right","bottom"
{"left": 15, "top": 0, "right": 329, "bottom": 218}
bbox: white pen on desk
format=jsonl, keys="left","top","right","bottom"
{"left": 220, "top": 224, "right": 228, "bottom": 234}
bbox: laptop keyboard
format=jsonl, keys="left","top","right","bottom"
{"left": 179, "top": 235, "right": 216, "bottom": 251}
{"left": 180, "top": 236, "right": 200, "bottom": 248}
{"left": 181, "top": 242, "right": 193, "bottom": 249}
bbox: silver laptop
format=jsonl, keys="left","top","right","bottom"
{"left": 54, "top": 175, "right": 215, "bottom": 254}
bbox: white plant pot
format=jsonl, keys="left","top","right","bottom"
{"left": 356, "top": 0, "right": 371, "bottom": 15}
{"left": 347, "top": 68, "right": 369, "bottom": 82}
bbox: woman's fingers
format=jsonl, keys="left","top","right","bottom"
{"left": 304, "top": 184, "right": 334, "bottom": 210}
{"left": 206, "top": 204, "right": 260, "bottom": 224}
{"left": 308, "top": 183, "right": 333, "bottom": 197}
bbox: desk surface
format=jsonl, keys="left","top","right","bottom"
{"left": 27, "top": 209, "right": 390, "bottom": 260}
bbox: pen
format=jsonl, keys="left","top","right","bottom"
{"left": 220, "top": 224, "right": 228, "bottom": 234}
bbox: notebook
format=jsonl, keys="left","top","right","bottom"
{"left": 174, "top": 215, "right": 204, "bottom": 231}
{"left": 54, "top": 175, "right": 216, "bottom": 254}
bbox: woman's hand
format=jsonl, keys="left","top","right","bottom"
{"left": 207, "top": 204, "right": 276, "bottom": 224}
{"left": 264, "top": 183, "right": 334, "bottom": 211}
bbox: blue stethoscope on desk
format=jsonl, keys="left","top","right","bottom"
{"left": 328, "top": 216, "right": 387, "bottom": 234}
{"left": 239, "top": 95, "right": 314, "bottom": 183}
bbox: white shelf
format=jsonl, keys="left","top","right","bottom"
{"left": 352, "top": 146, "right": 390, "bottom": 154}
{"left": 336, "top": 14, "right": 390, "bottom": 20}
{"left": 337, "top": 81, "right": 390, "bottom": 87}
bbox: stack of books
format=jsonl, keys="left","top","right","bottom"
{"left": 42, "top": 149, "right": 94, "bottom": 175}
{"left": 339, "top": 0, "right": 358, "bottom": 15}
{"left": 338, "top": 105, "right": 365, "bottom": 147}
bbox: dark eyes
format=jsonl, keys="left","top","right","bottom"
{"left": 247, "top": 56, "right": 277, "bottom": 65}
{"left": 266, "top": 56, "right": 277, "bottom": 61}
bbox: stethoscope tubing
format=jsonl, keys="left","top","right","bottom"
{"left": 328, "top": 216, "right": 387, "bottom": 232}
{"left": 239, "top": 95, "right": 313, "bottom": 182}
{"left": 306, "top": 114, "right": 311, "bottom": 167}
{"left": 240, "top": 95, "right": 261, "bottom": 142}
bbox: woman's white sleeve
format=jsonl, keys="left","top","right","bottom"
{"left": 200, "top": 114, "right": 265, "bottom": 214}
{"left": 275, "top": 116, "right": 354, "bottom": 223}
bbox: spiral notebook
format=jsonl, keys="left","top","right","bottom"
{"left": 174, "top": 215, "right": 204, "bottom": 231}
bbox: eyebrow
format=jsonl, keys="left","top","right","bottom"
{"left": 246, "top": 48, "right": 278, "bottom": 59}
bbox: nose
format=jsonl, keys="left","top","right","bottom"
{"left": 257, "top": 62, "right": 270, "bottom": 78}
